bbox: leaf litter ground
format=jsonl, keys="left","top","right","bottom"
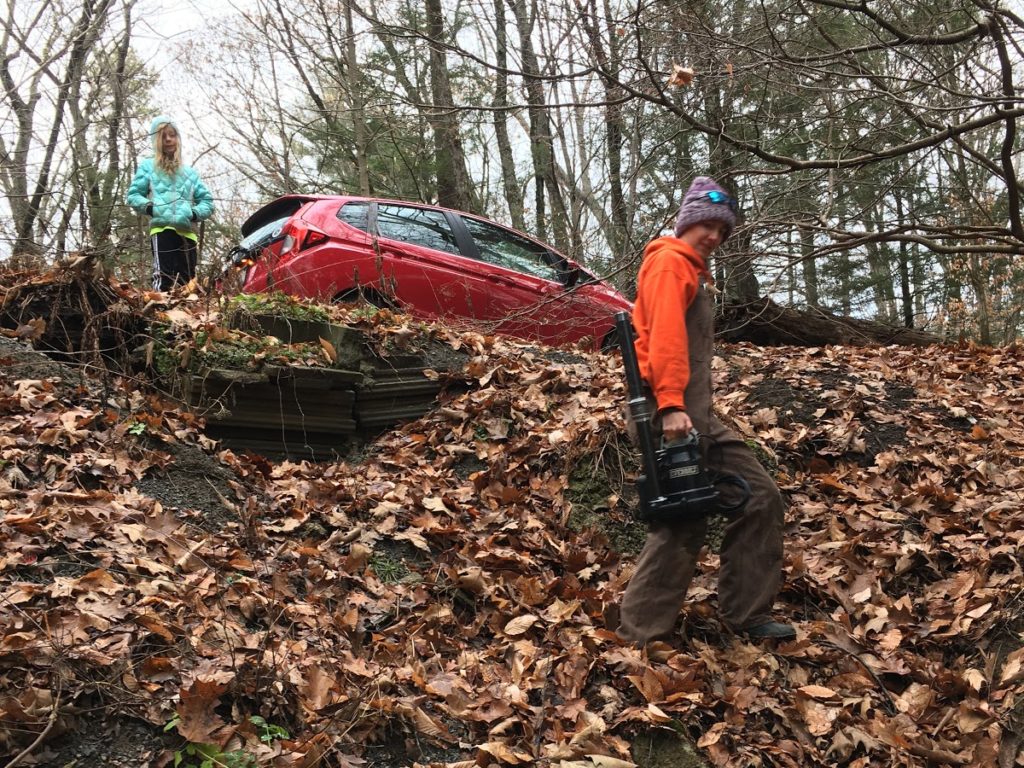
{"left": 2, "top": 290, "right": 1024, "bottom": 768}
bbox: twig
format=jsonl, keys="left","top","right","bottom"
{"left": 818, "top": 638, "right": 964, "bottom": 762}
{"left": 819, "top": 640, "right": 898, "bottom": 715}
{"left": 4, "top": 690, "right": 61, "bottom": 768}
{"left": 907, "top": 743, "right": 968, "bottom": 765}
{"left": 932, "top": 705, "right": 956, "bottom": 736}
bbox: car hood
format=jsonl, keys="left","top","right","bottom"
{"left": 579, "top": 279, "right": 633, "bottom": 310}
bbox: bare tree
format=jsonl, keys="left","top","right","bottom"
{"left": 345, "top": 0, "right": 370, "bottom": 196}
{"left": 0, "top": 0, "right": 124, "bottom": 261}
{"left": 175, "top": 0, "right": 1024, "bottom": 341}
{"left": 419, "top": 0, "right": 476, "bottom": 211}
{"left": 491, "top": 0, "right": 526, "bottom": 230}
{"left": 60, "top": 0, "right": 140, "bottom": 258}
{"left": 507, "top": 0, "right": 569, "bottom": 251}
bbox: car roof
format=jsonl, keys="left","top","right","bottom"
{"left": 241, "top": 194, "right": 499, "bottom": 238}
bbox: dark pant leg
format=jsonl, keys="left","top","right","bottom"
{"left": 703, "top": 417, "right": 786, "bottom": 630}
{"left": 618, "top": 394, "right": 709, "bottom": 644}
{"left": 152, "top": 230, "right": 196, "bottom": 291}
{"left": 617, "top": 515, "right": 707, "bottom": 644}
{"left": 181, "top": 236, "right": 197, "bottom": 284}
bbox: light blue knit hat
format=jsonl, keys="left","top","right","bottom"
{"left": 149, "top": 115, "right": 178, "bottom": 137}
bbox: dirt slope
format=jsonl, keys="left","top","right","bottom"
{"left": 1, "top": 285, "right": 1023, "bottom": 768}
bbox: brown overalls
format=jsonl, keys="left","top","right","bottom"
{"left": 616, "top": 278, "right": 786, "bottom": 644}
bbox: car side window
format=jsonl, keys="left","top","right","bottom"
{"left": 337, "top": 201, "right": 369, "bottom": 231}
{"left": 462, "top": 216, "right": 560, "bottom": 281}
{"left": 376, "top": 204, "right": 461, "bottom": 255}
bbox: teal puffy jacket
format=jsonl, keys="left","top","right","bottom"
{"left": 126, "top": 159, "right": 214, "bottom": 232}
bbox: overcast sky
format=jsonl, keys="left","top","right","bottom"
{"left": 131, "top": 0, "right": 242, "bottom": 133}
{"left": 127, "top": 0, "right": 262, "bottom": 216}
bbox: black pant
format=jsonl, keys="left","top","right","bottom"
{"left": 151, "top": 229, "right": 197, "bottom": 291}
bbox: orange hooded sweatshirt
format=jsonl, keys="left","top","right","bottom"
{"left": 632, "top": 236, "right": 711, "bottom": 412}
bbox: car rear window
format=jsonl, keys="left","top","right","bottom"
{"left": 337, "top": 201, "right": 370, "bottom": 231}
{"left": 462, "top": 216, "right": 560, "bottom": 281}
{"left": 239, "top": 216, "right": 291, "bottom": 250}
{"left": 376, "top": 204, "right": 461, "bottom": 255}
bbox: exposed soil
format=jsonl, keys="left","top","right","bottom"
{"left": 746, "top": 369, "right": 864, "bottom": 432}
{"left": 0, "top": 336, "right": 93, "bottom": 394}
{"left": 28, "top": 716, "right": 171, "bottom": 768}
{"left": 630, "top": 730, "right": 712, "bottom": 768}
{"left": 134, "top": 438, "right": 256, "bottom": 533}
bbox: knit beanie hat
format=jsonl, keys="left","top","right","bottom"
{"left": 673, "top": 176, "right": 737, "bottom": 240}
{"left": 149, "top": 115, "right": 178, "bottom": 137}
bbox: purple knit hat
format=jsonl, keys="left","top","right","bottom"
{"left": 673, "top": 176, "right": 737, "bottom": 240}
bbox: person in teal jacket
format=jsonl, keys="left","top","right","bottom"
{"left": 127, "top": 116, "right": 214, "bottom": 291}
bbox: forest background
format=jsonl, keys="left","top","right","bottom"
{"left": 1, "top": 0, "right": 1022, "bottom": 345}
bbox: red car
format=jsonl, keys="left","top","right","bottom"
{"left": 226, "top": 195, "right": 632, "bottom": 349}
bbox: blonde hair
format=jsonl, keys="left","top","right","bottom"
{"left": 153, "top": 123, "right": 181, "bottom": 176}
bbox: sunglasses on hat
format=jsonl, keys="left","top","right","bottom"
{"left": 700, "top": 190, "right": 738, "bottom": 211}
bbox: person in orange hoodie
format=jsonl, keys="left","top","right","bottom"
{"left": 616, "top": 177, "right": 795, "bottom": 644}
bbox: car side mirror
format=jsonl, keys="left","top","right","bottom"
{"left": 562, "top": 266, "right": 580, "bottom": 288}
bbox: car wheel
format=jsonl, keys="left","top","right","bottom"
{"left": 333, "top": 287, "right": 394, "bottom": 309}
{"left": 600, "top": 328, "right": 620, "bottom": 352}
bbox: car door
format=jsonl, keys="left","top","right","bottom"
{"left": 274, "top": 199, "right": 374, "bottom": 300}
{"left": 372, "top": 203, "right": 492, "bottom": 321}
{"left": 457, "top": 215, "right": 602, "bottom": 346}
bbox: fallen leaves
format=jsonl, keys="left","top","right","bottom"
{"left": 504, "top": 613, "right": 539, "bottom": 636}
{"left": 2, "top": 281, "right": 1024, "bottom": 768}
{"left": 176, "top": 675, "right": 232, "bottom": 743}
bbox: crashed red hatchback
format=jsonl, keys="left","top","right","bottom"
{"left": 226, "top": 195, "right": 632, "bottom": 349}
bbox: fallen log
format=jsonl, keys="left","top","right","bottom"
{"left": 719, "top": 297, "right": 942, "bottom": 347}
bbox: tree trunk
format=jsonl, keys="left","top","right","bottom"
{"left": 864, "top": 212, "right": 897, "bottom": 324}
{"left": 700, "top": 57, "right": 757, "bottom": 302}
{"left": 424, "top": 0, "right": 476, "bottom": 212}
{"left": 508, "top": 0, "right": 568, "bottom": 250}
{"left": 968, "top": 253, "right": 992, "bottom": 345}
{"left": 894, "top": 189, "right": 914, "bottom": 328}
{"left": 720, "top": 296, "right": 941, "bottom": 347}
{"left": 493, "top": 0, "right": 525, "bottom": 231}
{"left": 800, "top": 226, "right": 819, "bottom": 308}
{"left": 0, "top": 9, "right": 43, "bottom": 261}
{"left": 345, "top": 0, "right": 370, "bottom": 196}
{"left": 581, "top": 0, "right": 627, "bottom": 257}
{"left": 94, "top": 6, "right": 133, "bottom": 247}
{"left": 16, "top": 0, "right": 114, "bottom": 257}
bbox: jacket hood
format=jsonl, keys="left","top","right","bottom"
{"left": 644, "top": 236, "right": 711, "bottom": 277}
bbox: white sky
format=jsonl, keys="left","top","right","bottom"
{"left": 127, "top": 0, "right": 263, "bottom": 222}
{"left": 130, "top": 0, "right": 245, "bottom": 138}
